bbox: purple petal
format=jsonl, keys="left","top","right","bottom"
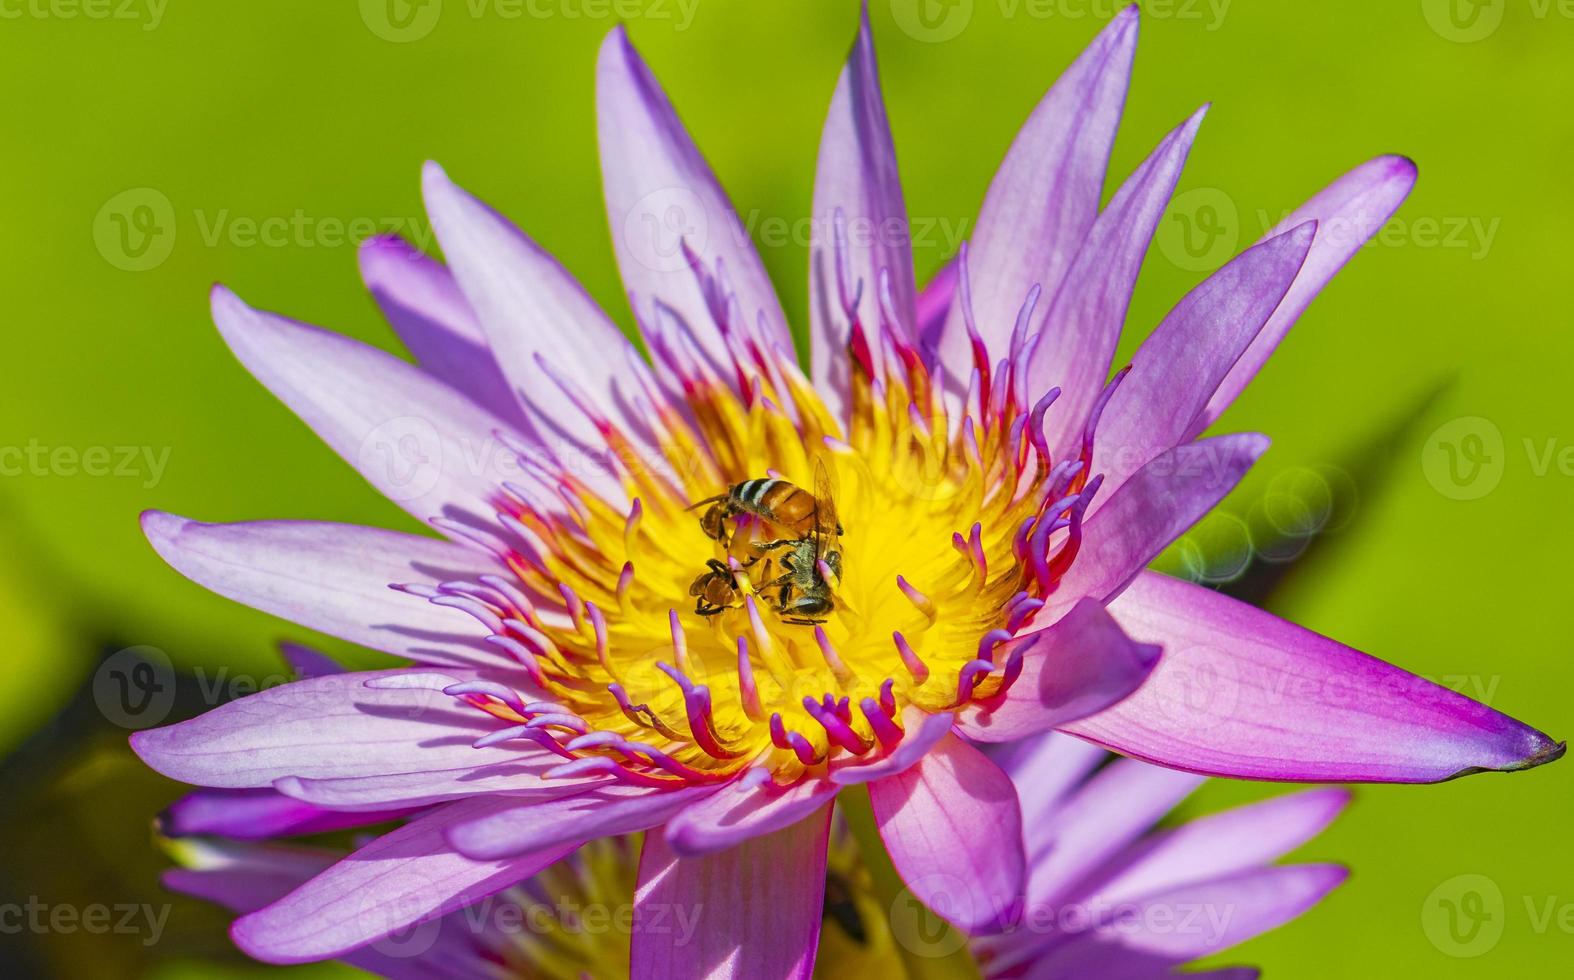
{"left": 130, "top": 668, "right": 544, "bottom": 789}
{"left": 596, "top": 26, "right": 791, "bottom": 362}
{"left": 869, "top": 734, "right": 1025, "bottom": 934}
{"left": 140, "top": 513, "right": 508, "bottom": 670}
{"left": 449, "top": 783, "right": 716, "bottom": 860}
{"left": 161, "top": 788, "right": 417, "bottom": 840}
{"left": 956, "top": 599, "right": 1160, "bottom": 743}
{"left": 278, "top": 642, "right": 345, "bottom": 679}
{"left": 1092, "top": 222, "right": 1316, "bottom": 501}
{"left": 1028, "top": 106, "right": 1207, "bottom": 461}
{"left": 1020, "top": 757, "right": 1205, "bottom": 914}
{"left": 208, "top": 285, "right": 549, "bottom": 525}
{"left": 632, "top": 804, "right": 831, "bottom": 980}
{"left": 811, "top": 6, "right": 915, "bottom": 422}
{"left": 272, "top": 756, "right": 591, "bottom": 812}
{"left": 1028, "top": 864, "right": 1347, "bottom": 975}
{"left": 1046, "top": 433, "right": 1268, "bottom": 619}
{"left": 914, "top": 258, "right": 958, "bottom": 346}
{"left": 357, "top": 234, "right": 527, "bottom": 429}
{"left": 1065, "top": 570, "right": 1566, "bottom": 782}
{"left": 163, "top": 838, "right": 336, "bottom": 913}
{"left": 230, "top": 797, "right": 574, "bottom": 964}
{"left": 664, "top": 773, "right": 840, "bottom": 857}
{"left": 1197, "top": 156, "right": 1419, "bottom": 432}
{"left": 421, "top": 163, "right": 650, "bottom": 460}
{"left": 932, "top": 8, "right": 1137, "bottom": 365}
{"left": 989, "top": 732, "right": 1109, "bottom": 834}
{"left": 1077, "top": 787, "right": 1350, "bottom": 910}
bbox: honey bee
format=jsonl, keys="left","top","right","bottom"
{"left": 691, "top": 473, "right": 842, "bottom": 546}
{"left": 689, "top": 559, "right": 743, "bottom": 617}
{"left": 753, "top": 464, "right": 843, "bottom": 625}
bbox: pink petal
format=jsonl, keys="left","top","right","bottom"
{"left": 932, "top": 9, "right": 1137, "bottom": 366}
{"left": 1091, "top": 222, "right": 1316, "bottom": 501}
{"left": 130, "top": 669, "right": 539, "bottom": 788}
{"left": 357, "top": 234, "right": 527, "bottom": 430}
{"left": 208, "top": 285, "right": 551, "bottom": 526}
{"left": 811, "top": 6, "right": 915, "bottom": 422}
{"left": 956, "top": 599, "right": 1160, "bottom": 743}
{"left": 829, "top": 707, "right": 956, "bottom": 785}
{"left": 1028, "top": 106, "right": 1207, "bottom": 461}
{"left": 632, "top": 804, "right": 831, "bottom": 979}
{"left": 1065, "top": 570, "right": 1566, "bottom": 782}
{"left": 448, "top": 783, "right": 717, "bottom": 860}
{"left": 1197, "top": 156, "right": 1419, "bottom": 432}
{"left": 1046, "top": 433, "right": 1269, "bottom": 619}
{"left": 140, "top": 512, "right": 508, "bottom": 670}
{"left": 230, "top": 797, "right": 574, "bottom": 964}
{"left": 869, "top": 733, "right": 1025, "bottom": 935}
{"left": 664, "top": 774, "right": 840, "bottom": 857}
{"left": 596, "top": 26, "right": 791, "bottom": 363}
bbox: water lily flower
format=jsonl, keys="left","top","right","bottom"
{"left": 162, "top": 735, "right": 1346, "bottom": 979}
{"left": 131, "top": 5, "right": 1560, "bottom": 974}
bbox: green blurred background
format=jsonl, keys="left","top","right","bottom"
{"left": 1, "top": 0, "right": 1569, "bottom": 975}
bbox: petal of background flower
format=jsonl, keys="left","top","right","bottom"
{"left": 596, "top": 26, "right": 792, "bottom": 365}
{"left": 914, "top": 257, "right": 958, "bottom": 347}
{"left": 1065, "top": 570, "right": 1566, "bottom": 781}
{"left": 161, "top": 787, "right": 419, "bottom": 840}
{"left": 1195, "top": 155, "right": 1419, "bottom": 433}
{"left": 230, "top": 797, "right": 576, "bottom": 964}
{"left": 357, "top": 233, "right": 528, "bottom": 431}
{"left": 1027, "top": 106, "right": 1207, "bottom": 461}
{"left": 956, "top": 599, "right": 1160, "bottom": 743}
{"left": 1023, "top": 864, "right": 1348, "bottom": 979}
{"left": 168, "top": 837, "right": 505, "bottom": 980}
{"left": 1091, "top": 222, "right": 1316, "bottom": 503}
{"left": 1073, "top": 787, "right": 1350, "bottom": 910}
{"left": 811, "top": 5, "right": 916, "bottom": 425}
{"left": 448, "top": 783, "right": 717, "bottom": 860}
{"left": 1045, "top": 433, "right": 1268, "bottom": 619}
{"left": 140, "top": 512, "right": 510, "bottom": 670}
{"left": 632, "top": 804, "right": 831, "bottom": 980}
{"left": 931, "top": 8, "right": 1137, "bottom": 368}
{"left": 1018, "top": 757, "right": 1205, "bottom": 915}
{"left": 129, "top": 669, "right": 542, "bottom": 788}
{"left": 989, "top": 732, "right": 1108, "bottom": 834}
{"left": 208, "top": 285, "right": 586, "bottom": 523}
{"left": 869, "top": 734, "right": 1025, "bottom": 934}
{"left": 421, "top": 163, "right": 656, "bottom": 464}
{"left": 664, "top": 773, "right": 841, "bottom": 857}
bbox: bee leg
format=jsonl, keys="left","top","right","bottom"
{"left": 752, "top": 538, "right": 795, "bottom": 553}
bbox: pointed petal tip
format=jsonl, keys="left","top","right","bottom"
{"left": 1504, "top": 736, "right": 1565, "bottom": 774}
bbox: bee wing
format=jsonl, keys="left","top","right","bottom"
{"left": 812, "top": 459, "right": 840, "bottom": 557}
